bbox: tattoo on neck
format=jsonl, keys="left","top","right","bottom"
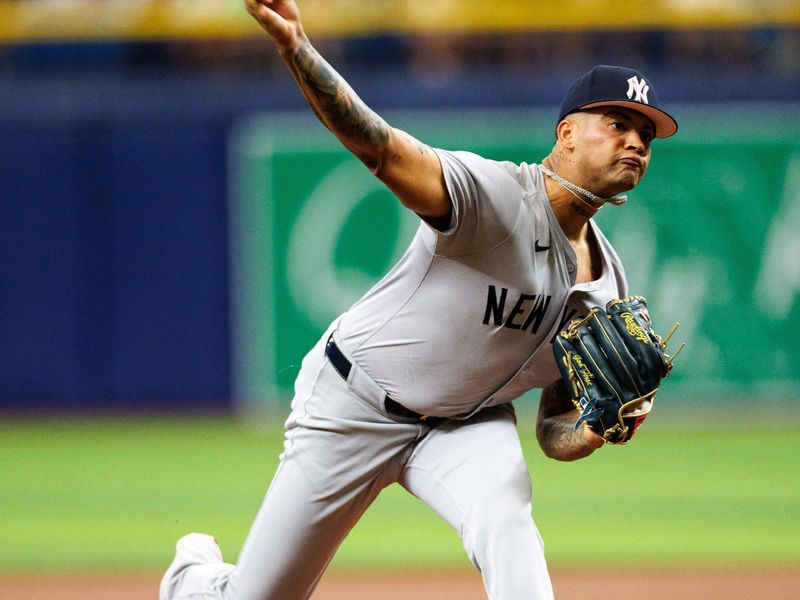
{"left": 570, "top": 201, "right": 594, "bottom": 218}
{"left": 550, "top": 150, "right": 571, "bottom": 171}
{"left": 291, "top": 40, "right": 389, "bottom": 147}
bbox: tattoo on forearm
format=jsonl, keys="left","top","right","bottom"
{"left": 540, "top": 416, "right": 584, "bottom": 457}
{"left": 290, "top": 40, "right": 389, "bottom": 148}
{"left": 537, "top": 381, "right": 596, "bottom": 460}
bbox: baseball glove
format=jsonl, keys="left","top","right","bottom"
{"left": 552, "top": 296, "right": 683, "bottom": 445}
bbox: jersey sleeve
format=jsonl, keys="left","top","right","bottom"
{"left": 430, "top": 149, "right": 525, "bottom": 256}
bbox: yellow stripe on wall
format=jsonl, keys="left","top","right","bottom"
{"left": 0, "top": 0, "right": 797, "bottom": 43}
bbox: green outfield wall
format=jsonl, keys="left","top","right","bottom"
{"left": 229, "top": 106, "right": 800, "bottom": 412}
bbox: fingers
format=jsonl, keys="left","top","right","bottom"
{"left": 244, "top": 0, "right": 270, "bottom": 23}
{"left": 246, "top": 0, "right": 300, "bottom": 22}
{"left": 245, "top": 0, "right": 298, "bottom": 47}
{"left": 245, "top": 0, "right": 280, "bottom": 22}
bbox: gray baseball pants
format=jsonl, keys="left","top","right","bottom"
{"left": 161, "top": 328, "right": 554, "bottom": 600}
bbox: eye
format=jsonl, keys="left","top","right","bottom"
{"left": 610, "top": 120, "right": 625, "bottom": 131}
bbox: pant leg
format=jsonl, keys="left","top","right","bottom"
{"left": 398, "top": 404, "right": 554, "bottom": 600}
{"left": 164, "top": 334, "right": 425, "bottom": 600}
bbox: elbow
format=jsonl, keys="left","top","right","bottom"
{"left": 540, "top": 444, "right": 578, "bottom": 462}
{"left": 536, "top": 418, "right": 598, "bottom": 462}
{"left": 548, "top": 450, "right": 585, "bottom": 462}
{"left": 366, "top": 143, "right": 389, "bottom": 177}
{"left": 535, "top": 422, "right": 561, "bottom": 461}
{"left": 348, "top": 144, "right": 384, "bottom": 175}
{"left": 350, "top": 123, "right": 395, "bottom": 176}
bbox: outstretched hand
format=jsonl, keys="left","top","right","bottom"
{"left": 245, "top": 0, "right": 303, "bottom": 49}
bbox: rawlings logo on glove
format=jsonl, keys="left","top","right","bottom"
{"left": 552, "top": 296, "right": 684, "bottom": 445}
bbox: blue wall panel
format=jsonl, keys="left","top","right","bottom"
{"left": 0, "top": 119, "right": 230, "bottom": 410}
{"left": 1, "top": 130, "right": 85, "bottom": 403}
{"left": 107, "top": 125, "right": 230, "bottom": 407}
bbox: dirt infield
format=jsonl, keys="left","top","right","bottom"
{"left": 2, "top": 568, "right": 798, "bottom": 600}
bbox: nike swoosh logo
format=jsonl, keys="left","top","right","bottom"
{"left": 534, "top": 240, "right": 550, "bottom": 252}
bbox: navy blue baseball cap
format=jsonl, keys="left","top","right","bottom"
{"left": 558, "top": 65, "right": 678, "bottom": 138}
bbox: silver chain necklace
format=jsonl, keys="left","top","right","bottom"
{"left": 539, "top": 164, "right": 628, "bottom": 207}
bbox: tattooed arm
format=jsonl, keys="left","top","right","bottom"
{"left": 536, "top": 380, "right": 604, "bottom": 461}
{"left": 245, "top": 0, "right": 450, "bottom": 221}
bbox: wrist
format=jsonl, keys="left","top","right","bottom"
{"left": 278, "top": 28, "right": 307, "bottom": 58}
{"left": 582, "top": 423, "right": 605, "bottom": 449}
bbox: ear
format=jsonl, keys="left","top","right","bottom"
{"left": 555, "top": 117, "right": 578, "bottom": 150}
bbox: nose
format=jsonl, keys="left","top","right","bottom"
{"left": 625, "top": 131, "right": 647, "bottom": 155}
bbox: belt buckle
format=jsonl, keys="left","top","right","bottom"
{"left": 419, "top": 414, "right": 446, "bottom": 427}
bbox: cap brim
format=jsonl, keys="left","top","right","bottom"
{"left": 579, "top": 100, "right": 678, "bottom": 138}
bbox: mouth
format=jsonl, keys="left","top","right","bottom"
{"left": 618, "top": 156, "right": 643, "bottom": 170}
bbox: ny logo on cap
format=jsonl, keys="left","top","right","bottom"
{"left": 626, "top": 76, "right": 650, "bottom": 104}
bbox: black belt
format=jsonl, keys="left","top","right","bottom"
{"left": 325, "top": 334, "right": 440, "bottom": 423}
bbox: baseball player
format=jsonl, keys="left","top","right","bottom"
{"left": 161, "top": 1, "right": 679, "bottom": 599}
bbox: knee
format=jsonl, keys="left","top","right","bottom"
{"left": 460, "top": 465, "right": 534, "bottom": 551}
{"left": 462, "top": 503, "right": 540, "bottom": 559}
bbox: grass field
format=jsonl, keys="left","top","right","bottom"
{"left": 1, "top": 414, "right": 798, "bottom": 574}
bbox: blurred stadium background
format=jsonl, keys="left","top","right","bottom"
{"left": 1, "top": 0, "right": 799, "bottom": 596}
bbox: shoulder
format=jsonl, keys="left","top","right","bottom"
{"left": 429, "top": 149, "right": 532, "bottom": 254}
{"left": 434, "top": 149, "right": 525, "bottom": 183}
{"left": 508, "top": 160, "right": 546, "bottom": 192}
{"left": 434, "top": 149, "right": 548, "bottom": 201}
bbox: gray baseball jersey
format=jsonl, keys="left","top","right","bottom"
{"left": 161, "top": 149, "right": 630, "bottom": 600}
{"left": 337, "top": 148, "right": 628, "bottom": 417}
